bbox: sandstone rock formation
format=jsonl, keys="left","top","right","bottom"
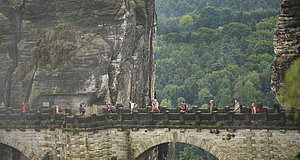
{"left": 0, "top": 0, "right": 156, "bottom": 109}
{"left": 271, "top": 0, "right": 300, "bottom": 100}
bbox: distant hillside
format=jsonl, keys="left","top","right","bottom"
{"left": 155, "top": 0, "right": 281, "bottom": 108}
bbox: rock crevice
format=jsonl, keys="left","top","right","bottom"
{"left": 0, "top": 0, "right": 25, "bottom": 107}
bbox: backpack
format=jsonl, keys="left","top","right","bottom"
{"left": 81, "top": 107, "right": 86, "bottom": 112}
{"left": 239, "top": 104, "right": 243, "bottom": 112}
{"left": 257, "top": 108, "right": 261, "bottom": 113}
{"left": 112, "top": 106, "right": 116, "bottom": 112}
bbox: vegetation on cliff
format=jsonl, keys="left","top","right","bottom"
{"left": 280, "top": 59, "right": 300, "bottom": 119}
{"left": 32, "top": 24, "right": 78, "bottom": 70}
{"left": 155, "top": 0, "right": 281, "bottom": 108}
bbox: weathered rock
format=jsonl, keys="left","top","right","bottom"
{"left": 0, "top": 0, "right": 156, "bottom": 109}
{"left": 271, "top": 0, "right": 300, "bottom": 100}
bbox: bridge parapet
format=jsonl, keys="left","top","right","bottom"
{"left": 0, "top": 106, "right": 299, "bottom": 131}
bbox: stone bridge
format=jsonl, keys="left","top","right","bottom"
{"left": 0, "top": 106, "right": 300, "bottom": 160}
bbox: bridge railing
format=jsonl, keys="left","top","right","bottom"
{"left": 0, "top": 106, "right": 299, "bottom": 130}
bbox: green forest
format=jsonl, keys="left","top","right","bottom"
{"left": 155, "top": 0, "right": 282, "bottom": 109}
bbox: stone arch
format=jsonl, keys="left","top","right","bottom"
{"left": 133, "top": 131, "right": 234, "bottom": 160}
{"left": 287, "top": 143, "right": 300, "bottom": 158}
{"left": 0, "top": 135, "right": 39, "bottom": 160}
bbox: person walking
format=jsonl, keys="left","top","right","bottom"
{"left": 79, "top": 103, "right": 86, "bottom": 115}
{"left": 130, "top": 100, "right": 135, "bottom": 114}
{"left": 152, "top": 99, "right": 160, "bottom": 112}
{"left": 181, "top": 101, "right": 187, "bottom": 112}
{"left": 22, "top": 102, "right": 27, "bottom": 112}
{"left": 209, "top": 100, "right": 215, "bottom": 113}
{"left": 56, "top": 105, "right": 62, "bottom": 114}
{"left": 233, "top": 100, "right": 240, "bottom": 113}
{"left": 251, "top": 103, "right": 257, "bottom": 114}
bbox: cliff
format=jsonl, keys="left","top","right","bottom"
{"left": 0, "top": 0, "right": 156, "bottom": 108}
{"left": 271, "top": 0, "right": 300, "bottom": 100}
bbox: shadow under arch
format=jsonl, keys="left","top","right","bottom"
{"left": 0, "top": 136, "right": 38, "bottom": 160}
{"left": 133, "top": 132, "right": 234, "bottom": 160}
{"left": 136, "top": 142, "right": 218, "bottom": 160}
{"left": 0, "top": 143, "right": 29, "bottom": 160}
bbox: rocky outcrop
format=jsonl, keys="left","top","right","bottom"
{"left": 271, "top": 0, "right": 300, "bottom": 100}
{"left": 0, "top": 0, "right": 156, "bottom": 109}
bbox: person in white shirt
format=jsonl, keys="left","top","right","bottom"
{"left": 130, "top": 100, "right": 135, "bottom": 114}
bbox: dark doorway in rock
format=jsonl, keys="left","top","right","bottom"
{"left": 0, "top": 143, "right": 29, "bottom": 160}
{"left": 136, "top": 142, "right": 218, "bottom": 160}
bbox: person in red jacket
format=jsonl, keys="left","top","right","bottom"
{"left": 181, "top": 101, "right": 187, "bottom": 112}
{"left": 108, "top": 103, "right": 116, "bottom": 113}
{"left": 22, "top": 102, "right": 27, "bottom": 112}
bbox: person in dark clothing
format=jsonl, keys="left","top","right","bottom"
{"left": 79, "top": 103, "right": 86, "bottom": 115}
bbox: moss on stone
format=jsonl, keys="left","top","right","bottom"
{"left": 32, "top": 24, "right": 78, "bottom": 70}
{"left": 42, "top": 152, "right": 53, "bottom": 160}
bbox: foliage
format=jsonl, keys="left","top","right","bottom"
{"left": 42, "top": 152, "right": 53, "bottom": 160}
{"left": 285, "top": 156, "right": 299, "bottom": 160}
{"left": 155, "top": 0, "right": 279, "bottom": 108}
{"left": 201, "top": 104, "right": 209, "bottom": 109}
{"left": 179, "top": 15, "right": 194, "bottom": 31}
{"left": 280, "top": 59, "right": 300, "bottom": 119}
{"left": 177, "top": 97, "right": 186, "bottom": 106}
{"left": 161, "top": 98, "right": 172, "bottom": 108}
{"left": 177, "top": 143, "right": 217, "bottom": 160}
{"left": 156, "top": 0, "right": 280, "bottom": 18}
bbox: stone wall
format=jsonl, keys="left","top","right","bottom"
{"left": 0, "top": 107, "right": 299, "bottom": 159}
{"left": 0, "top": 106, "right": 299, "bottom": 131}
{"left": 271, "top": 0, "right": 300, "bottom": 100}
{"left": 0, "top": 128, "right": 300, "bottom": 160}
{"left": 0, "top": 0, "right": 156, "bottom": 109}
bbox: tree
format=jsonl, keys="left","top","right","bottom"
{"left": 177, "top": 97, "right": 185, "bottom": 106}
{"left": 191, "top": 27, "right": 220, "bottom": 44}
{"left": 234, "top": 80, "right": 263, "bottom": 106}
{"left": 280, "top": 59, "right": 300, "bottom": 119}
{"left": 254, "top": 40, "right": 274, "bottom": 55}
{"left": 179, "top": 144, "right": 204, "bottom": 160}
{"left": 161, "top": 98, "right": 173, "bottom": 108}
{"left": 157, "top": 14, "right": 168, "bottom": 35}
{"left": 222, "top": 22, "right": 251, "bottom": 39}
{"left": 154, "top": 0, "right": 280, "bottom": 112}
{"left": 156, "top": 58, "right": 176, "bottom": 88}
{"left": 178, "top": 143, "right": 217, "bottom": 160}
{"left": 201, "top": 104, "right": 209, "bottom": 109}
{"left": 199, "top": 6, "right": 220, "bottom": 28}
{"left": 216, "top": 88, "right": 232, "bottom": 107}
{"left": 179, "top": 15, "right": 194, "bottom": 31}
{"left": 197, "top": 88, "right": 212, "bottom": 106}
{"left": 255, "top": 21, "right": 274, "bottom": 31}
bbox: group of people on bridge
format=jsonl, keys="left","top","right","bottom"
{"left": 20, "top": 98, "right": 262, "bottom": 116}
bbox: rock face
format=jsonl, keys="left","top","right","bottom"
{"left": 0, "top": 0, "right": 156, "bottom": 108}
{"left": 271, "top": 0, "right": 300, "bottom": 100}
